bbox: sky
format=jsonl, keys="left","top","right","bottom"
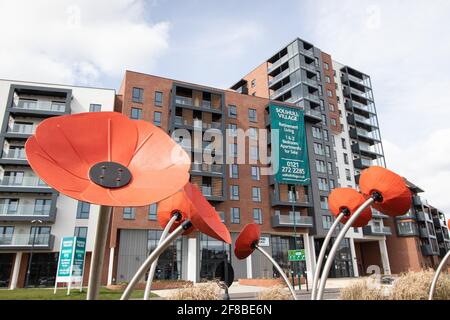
{"left": 0, "top": 0, "right": 449, "bottom": 215}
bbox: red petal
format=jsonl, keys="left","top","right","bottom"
{"left": 328, "top": 188, "right": 372, "bottom": 227}
{"left": 235, "top": 223, "right": 260, "bottom": 260}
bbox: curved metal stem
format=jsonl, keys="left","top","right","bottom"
{"left": 143, "top": 214, "right": 178, "bottom": 300}
{"left": 316, "top": 197, "right": 374, "bottom": 300}
{"left": 311, "top": 212, "right": 345, "bottom": 300}
{"left": 428, "top": 249, "right": 450, "bottom": 300}
{"left": 87, "top": 205, "right": 112, "bottom": 300}
{"left": 255, "top": 245, "right": 297, "bottom": 300}
{"left": 120, "top": 220, "right": 192, "bottom": 300}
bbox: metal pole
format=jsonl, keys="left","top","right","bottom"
{"left": 121, "top": 220, "right": 193, "bottom": 300}
{"left": 87, "top": 205, "right": 112, "bottom": 300}
{"left": 255, "top": 245, "right": 297, "bottom": 300}
{"left": 143, "top": 213, "right": 179, "bottom": 300}
{"left": 311, "top": 212, "right": 345, "bottom": 300}
{"left": 316, "top": 197, "right": 374, "bottom": 300}
{"left": 428, "top": 249, "right": 450, "bottom": 300}
{"left": 25, "top": 223, "right": 37, "bottom": 288}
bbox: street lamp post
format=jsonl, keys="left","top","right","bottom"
{"left": 25, "top": 219, "right": 43, "bottom": 288}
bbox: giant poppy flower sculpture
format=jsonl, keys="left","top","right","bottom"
{"left": 234, "top": 223, "right": 297, "bottom": 300}
{"left": 25, "top": 112, "right": 191, "bottom": 299}
{"left": 120, "top": 182, "right": 231, "bottom": 300}
{"left": 311, "top": 188, "right": 372, "bottom": 300}
{"left": 429, "top": 219, "right": 450, "bottom": 300}
{"left": 315, "top": 166, "right": 412, "bottom": 300}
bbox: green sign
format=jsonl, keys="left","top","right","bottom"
{"left": 72, "top": 237, "right": 86, "bottom": 280}
{"left": 270, "top": 105, "right": 310, "bottom": 185}
{"left": 57, "top": 237, "right": 75, "bottom": 278}
{"left": 288, "top": 249, "right": 305, "bottom": 262}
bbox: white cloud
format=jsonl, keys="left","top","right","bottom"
{"left": 303, "top": 0, "right": 450, "bottom": 214}
{"left": 0, "top": 0, "right": 170, "bottom": 85}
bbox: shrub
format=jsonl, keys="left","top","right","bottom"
{"left": 339, "top": 278, "right": 385, "bottom": 300}
{"left": 167, "top": 282, "right": 222, "bottom": 300}
{"left": 258, "top": 285, "right": 291, "bottom": 300}
{"left": 391, "top": 269, "right": 450, "bottom": 300}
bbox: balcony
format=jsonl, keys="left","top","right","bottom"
{"left": 416, "top": 211, "right": 426, "bottom": 222}
{"left": 419, "top": 227, "right": 429, "bottom": 239}
{"left": 345, "top": 100, "right": 375, "bottom": 116}
{"left": 267, "top": 54, "right": 292, "bottom": 73}
{"left": 396, "top": 210, "right": 416, "bottom": 220}
{"left": 371, "top": 208, "right": 389, "bottom": 219}
{"left": 268, "top": 68, "right": 292, "bottom": 87}
{"left": 362, "top": 225, "right": 392, "bottom": 236}
{"left": 347, "top": 113, "right": 378, "bottom": 132}
{"left": 351, "top": 143, "right": 382, "bottom": 160}
{"left": 0, "top": 176, "right": 52, "bottom": 193}
{"left": 191, "top": 163, "right": 223, "bottom": 176}
{"left": 303, "top": 106, "right": 322, "bottom": 123}
{"left": 0, "top": 233, "right": 55, "bottom": 250}
{"left": 301, "top": 63, "right": 317, "bottom": 73}
{"left": 272, "top": 214, "right": 313, "bottom": 228}
{"left": 174, "top": 96, "right": 222, "bottom": 113}
{"left": 349, "top": 127, "right": 380, "bottom": 144}
{"left": 299, "top": 48, "right": 314, "bottom": 58}
{"left": 301, "top": 77, "right": 318, "bottom": 89}
{"left": 353, "top": 157, "right": 372, "bottom": 169}
{"left": 421, "top": 244, "right": 435, "bottom": 256}
{"left": 270, "top": 191, "right": 311, "bottom": 208}
{"left": 6, "top": 123, "right": 36, "bottom": 138}
{"left": 196, "top": 184, "right": 224, "bottom": 202}
{"left": 413, "top": 195, "right": 423, "bottom": 207}
{"left": 11, "top": 100, "right": 67, "bottom": 117}
{"left": 1, "top": 148, "right": 28, "bottom": 165}
{"left": 344, "top": 86, "right": 373, "bottom": 101}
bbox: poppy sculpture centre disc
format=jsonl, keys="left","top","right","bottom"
{"left": 89, "top": 161, "right": 132, "bottom": 188}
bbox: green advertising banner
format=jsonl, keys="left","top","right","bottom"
{"left": 270, "top": 105, "right": 311, "bottom": 185}
{"left": 72, "top": 237, "right": 86, "bottom": 281}
{"left": 288, "top": 249, "right": 306, "bottom": 262}
{"left": 57, "top": 237, "right": 75, "bottom": 278}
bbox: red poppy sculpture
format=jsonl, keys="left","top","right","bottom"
{"left": 359, "top": 166, "right": 411, "bottom": 217}
{"left": 121, "top": 182, "right": 231, "bottom": 300}
{"left": 311, "top": 188, "right": 372, "bottom": 299}
{"left": 429, "top": 218, "right": 450, "bottom": 300}
{"left": 234, "top": 223, "right": 297, "bottom": 300}
{"left": 25, "top": 112, "right": 191, "bottom": 300}
{"left": 315, "top": 166, "right": 412, "bottom": 300}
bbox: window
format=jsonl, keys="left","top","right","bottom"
{"left": 0, "top": 226, "right": 14, "bottom": 244}
{"left": 320, "top": 196, "right": 329, "bottom": 210}
{"left": 322, "top": 215, "right": 333, "bottom": 230}
{"left": 330, "top": 118, "right": 337, "bottom": 126}
{"left": 76, "top": 201, "right": 90, "bottom": 219}
{"left": 250, "top": 146, "right": 258, "bottom": 160}
{"left": 248, "top": 127, "right": 258, "bottom": 140}
{"left": 344, "top": 153, "right": 349, "bottom": 164}
{"left": 251, "top": 79, "right": 256, "bottom": 88}
{"left": 74, "top": 227, "right": 88, "bottom": 239}
{"left": 4, "top": 171, "right": 24, "bottom": 185}
{"left": 327, "top": 162, "right": 333, "bottom": 175}
{"left": 312, "top": 127, "right": 322, "bottom": 139}
{"left": 345, "top": 169, "right": 351, "bottom": 181}
{"left": 248, "top": 108, "right": 257, "bottom": 122}
{"left": 230, "top": 143, "right": 238, "bottom": 157}
{"left": 0, "top": 199, "right": 18, "bottom": 214}
{"left": 325, "top": 75, "right": 331, "bottom": 83}
{"left": 318, "top": 85, "right": 323, "bottom": 96}
{"left": 253, "top": 208, "right": 263, "bottom": 224}
{"left": 327, "top": 89, "right": 333, "bottom": 97}
{"left": 29, "top": 226, "right": 51, "bottom": 245}
{"left": 323, "top": 129, "right": 329, "bottom": 141}
{"left": 217, "top": 211, "right": 225, "bottom": 223}
{"left": 123, "top": 207, "right": 136, "bottom": 220}
{"left": 331, "top": 135, "right": 335, "bottom": 146}
{"left": 316, "top": 72, "right": 322, "bottom": 82}
{"left": 230, "top": 185, "right": 239, "bottom": 200}
{"left": 154, "top": 91, "right": 163, "bottom": 106}
{"left": 320, "top": 99, "right": 325, "bottom": 111}
{"left": 228, "top": 105, "right": 237, "bottom": 118}
{"left": 325, "top": 145, "right": 331, "bottom": 157}
{"left": 230, "top": 208, "right": 240, "bottom": 224}
{"left": 132, "top": 87, "right": 144, "bottom": 103}
{"left": 318, "top": 178, "right": 329, "bottom": 191}
{"left": 251, "top": 166, "right": 260, "bottom": 181}
{"left": 316, "top": 160, "right": 326, "bottom": 173}
{"left": 329, "top": 104, "right": 335, "bottom": 112}
{"left": 252, "top": 187, "right": 261, "bottom": 202}
{"left": 148, "top": 203, "right": 157, "bottom": 220}
{"left": 314, "top": 142, "right": 324, "bottom": 155}
{"left": 154, "top": 111, "right": 162, "bottom": 126}
{"left": 324, "top": 62, "right": 329, "bottom": 70}
{"left": 341, "top": 138, "right": 347, "bottom": 149}
{"left": 130, "top": 107, "right": 142, "bottom": 120}
{"left": 314, "top": 57, "right": 319, "bottom": 67}
{"left": 229, "top": 164, "right": 239, "bottom": 178}
{"left": 34, "top": 199, "right": 51, "bottom": 215}
{"left": 89, "top": 104, "right": 101, "bottom": 112}
{"left": 228, "top": 123, "right": 237, "bottom": 136}
{"left": 329, "top": 179, "right": 336, "bottom": 190}
{"left": 321, "top": 114, "right": 327, "bottom": 125}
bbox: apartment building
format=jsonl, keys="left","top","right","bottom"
{"left": 385, "top": 180, "right": 450, "bottom": 273}
{"left": 0, "top": 79, "right": 115, "bottom": 289}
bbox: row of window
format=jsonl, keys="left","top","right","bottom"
{"left": 229, "top": 164, "right": 260, "bottom": 180}
{"left": 132, "top": 87, "right": 163, "bottom": 106}
{"left": 229, "top": 185, "right": 261, "bottom": 202}
{"left": 228, "top": 105, "right": 257, "bottom": 122}
{"left": 130, "top": 108, "right": 162, "bottom": 126}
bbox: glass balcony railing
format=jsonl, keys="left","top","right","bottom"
{"left": 8, "top": 123, "right": 36, "bottom": 135}
{"left": 0, "top": 233, "right": 52, "bottom": 247}
{"left": 0, "top": 176, "right": 49, "bottom": 188}
{"left": 304, "top": 106, "right": 321, "bottom": 119}
{"left": 0, "top": 203, "right": 51, "bottom": 217}
{"left": 2, "top": 148, "right": 26, "bottom": 160}
{"left": 15, "top": 100, "right": 66, "bottom": 113}
{"left": 302, "top": 63, "right": 317, "bottom": 73}
{"left": 267, "top": 54, "right": 292, "bottom": 73}
{"left": 353, "top": 113, "right": 377, "bottom": 126}
{"left": 191, "top": 163, "right": 223, "bottom": 174}
{"left": 299, "top": 48, "right": 314, "bottom": 57}
{"left": 302, "top": 77, "right": 318, "bottom": 87}
{"left": 304, "top": 93, "right": 320, "bottom": 103}
{"left": 356, "top": 128, "right": 380, "bottom": 140}
{"left": 201, "top": 185, "right": 212, "bottom": 196}
{"left": 175, "top": 96, "right": 193, "bottom": 106}
{"left": 349, "top": 87, "right": 373, "bottom": 100}
{"left": 272, "top": 213, "right": 313, "bottom": 227}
